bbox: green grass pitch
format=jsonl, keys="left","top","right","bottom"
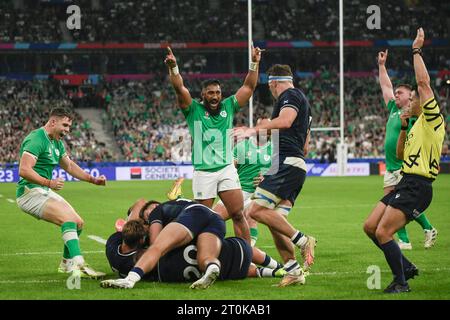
{"left": 0, "top": 176, "right": 449, "bottom": 300}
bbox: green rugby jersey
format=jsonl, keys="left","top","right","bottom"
{"left": 234, "top": 138, "right": 272, "bottom": 193}
{"left": 16, "top": 127, "right": 67, "bottom": 198}
{"left": 182, "top": 95, "right": 240, "bottom": 172}
{"left": 384, "top": 100, "right": 415, "bottom": 172}
{"left": 385, "top": 100, "right": 404, "bottom": 172}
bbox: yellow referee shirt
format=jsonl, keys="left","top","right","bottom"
{"left": 402, "top": 97, "right": 445, "bottom": 179}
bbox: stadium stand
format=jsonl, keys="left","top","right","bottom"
{"left": 0, "top": 79, "right": 115, "bottom": 164}
{"left": 0, "top": 0, "right": 448, "bottom": 42}
{"left": 1, "top": 72, "right": 447, "bottom": 164}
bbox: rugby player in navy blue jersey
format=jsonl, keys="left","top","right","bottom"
{"left": 102, "top": 199, "right": 287, "bottom": 289}
{"left": 101, "top": 198, "right": 225, "bottom": 289}
{"left": 234, "top": 64, "right": 316, "bottom": 287}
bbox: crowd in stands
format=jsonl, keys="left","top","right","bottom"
{"left": 97, "top": 72, "right": 450, "bottom": 162}
{"left": 0, "top": 0, "right": 448, "bottom": 43}
{"left": 0, "top": 80, "right": 115, "bottom": 165}
{"left": 0, "top": 73, "right": 448, "bottom": 165}
{"left": 2, "top": 47, "right": 449, "bottom": 79}
{"left": 104, "top": 78, "right": 186, "bottom": 162}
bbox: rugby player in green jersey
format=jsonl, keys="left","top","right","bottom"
{"left": 214, "top": 128, "right": 272, "bottom": 247}
{"left": 164, "top": 46, "right": 262, "bottom": 243}
{"left": 16, "top": 107, "right": 106, "bottom": 279}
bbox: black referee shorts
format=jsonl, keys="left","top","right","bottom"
{"left": 381, "top": 173, "right": 433, "bottom": 221}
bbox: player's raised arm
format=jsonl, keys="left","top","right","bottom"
{"left": 412, "top": 28, "right": 434, "bottom": 105}
{"left": 59, "top": 155, "right": 106, "bottom": 186}
{"left": 165, "top": 47, "right": 192, "bottom": 109}
{"left": 378, "top": 50, "right": 395, "bottom": 105}
{"left": 235, "top": 45, "right": 262, "bottom": 108}
{"left": 413, "top": 28, "right": 444, "bottom": 131}
{"left": 19, "top": 152, "right": 64, "bottom": 190}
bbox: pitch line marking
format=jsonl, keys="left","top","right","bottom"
{"left": 6, "top": 199, "right": 15, "bottom": 203}
{"left": 88, "top": 235, "right": 107, "bottom": 245}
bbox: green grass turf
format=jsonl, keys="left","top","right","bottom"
{"left": 0, "top": 176, "right": 449, "bottom": 300}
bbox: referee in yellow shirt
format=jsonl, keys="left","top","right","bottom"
{"left": 363, "top": 28, "right": 445, "bottom": 293}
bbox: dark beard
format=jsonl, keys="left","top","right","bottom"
{"left": 203, "top": 100, "right": 221, "bottom": 116}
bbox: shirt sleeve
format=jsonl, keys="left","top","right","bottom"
{"left": 22, "top": 136, "right": 45, "bottom": 159}
{"left": 58, "top": 141, "right": 67, "bottom": 160}
{"left": 280, "top": 92, "right": 302, "bottom": 113}
{"left": 421, "top": 97, "right": 444, "bottom": 131}
{"left": 147, "top": 206, "right": 163, "bottom": 225}
{"left": 386, "top": 100, "right": 396, "bottom": 113}
{"left": 224, "top": 95, "right": 240, "bottom": 113}
{"left": 181, "top": 101, "right": 193, "bottom": 119}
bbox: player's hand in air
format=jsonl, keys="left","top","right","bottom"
{"left": 90, "top": 175, "right": 107, "bottom": 186}
{"left": 413, "top": 28, "right": 425, "bottom": 49}
{"left": 251, "top": 45, "right": 264, "bottom": 64}
{"left": 164, "top": 47, "right": 177, "bottom": 68}
{"left": 49, "top": 177, "right": 65, "bottom": 191}
{"left": 377, "top": 49, "right": 388, "bottom": 66}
